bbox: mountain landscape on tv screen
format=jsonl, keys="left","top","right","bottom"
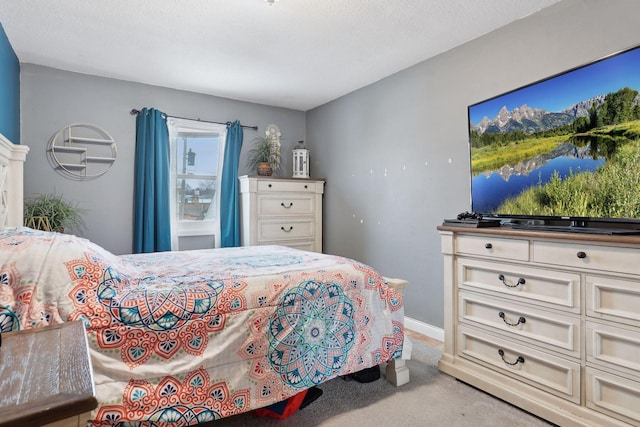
{"left": 469, "top": 94, "right": 626, "bottom": 136}
{"left": 469, "top": 87, "right": 640, "bottom": 219}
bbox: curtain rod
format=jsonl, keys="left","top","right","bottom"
{"left": 129, "top": 109, "right": 258, "bottom": 131}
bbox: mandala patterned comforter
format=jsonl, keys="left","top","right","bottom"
{"left": 0, "top": 227, "right": 404, "bottom": 426}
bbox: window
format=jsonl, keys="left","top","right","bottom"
{"left": 167, "top": 118, "right": 227, "bottom": 249}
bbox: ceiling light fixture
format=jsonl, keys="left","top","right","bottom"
{"left": 265, "top": 0, "right": 280, "bottom": 5}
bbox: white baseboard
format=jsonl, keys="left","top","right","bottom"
{"left": 404, "top": 316, "right": 444, "bottom": 342}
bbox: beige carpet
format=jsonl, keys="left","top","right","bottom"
{"left": 205, "top": 334, "right": 554, "bottom": 427}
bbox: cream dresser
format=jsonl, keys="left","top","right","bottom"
{"left": 239, "top": 175, "right": 324, "bottom": 252}
{"left": 438, "top": 226, "right": 640, "bottom": 427}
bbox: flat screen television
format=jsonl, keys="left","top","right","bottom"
{"left": 468, "top": 44, "right": 640, "bottom": 233}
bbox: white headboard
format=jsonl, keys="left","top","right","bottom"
{"left": 0, "top": 134, "right": 29, "bottom": 227}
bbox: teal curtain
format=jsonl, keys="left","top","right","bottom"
{"left": 220, "top": 121, "right": 244, "bottom": 247}
{"left": 134, "top": 108, "right": 171, "bottom": 253}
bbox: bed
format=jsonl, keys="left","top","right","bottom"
{"left": 0, "top": 136, "right": 406, "bottom": 426}
{"left": 0, "top": 227, "right": 405, "bottom": 425}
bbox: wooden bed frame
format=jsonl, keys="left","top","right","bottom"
{"left": 0, "top": 134, "right": 410, "bottom": 422}
{"left": 0, "top": 133, "right": 29, "bottom": 228}
{"left": 383, "top": 277, "right": 411, "bottom": 387}
{"left": 0, "top": 133, "right": 412, "bottom": 388}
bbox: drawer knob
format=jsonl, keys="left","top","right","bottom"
{"left": 304, "top": 185, "right": 308, "bottom": 189}
{"left": 281, "top": 202, "right": 293, "bottom": 208}
{"left": 498, "top": 274, "right": 525, "bottom": 288}
{"left": 484, "top": 243, "right": 492, "bottom": 249}
{"left": 576, "top": 251, "right": 587, "bottom": 259}
{"left": 268, "top": 184, "right": 272, "bottom": 188}
{"left": 498, "top": 349, "right": 525, "bottom": 366}
{"left": 281, "top": 226, "right": 293, "bottom": 232}
{"left": 498, "top": 311, "right": 526, "bottom": 327}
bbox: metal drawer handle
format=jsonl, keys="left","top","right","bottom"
{"left": 577, "top": 251, "right": 587, "bottom": 259}
{"left": 498, "top": 274, "right": 525, "bottom": 288}
{"left": 499, "top": 311, "right": 526, "bottom": 327}
{"left": 485, "top": 243, "right": 492, "bottom": 249}
{"left": 498, "top": 349, "right": 525, "bottom": 366}
{"left": 281, "top": 202, "right": 293, "bottom": 208}
{"left": 281, "top": 226, "right": 293, "bottom": 232}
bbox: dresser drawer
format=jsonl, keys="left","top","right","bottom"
{"left": 459, "top": 291, "right": 580, "bottom": 356}
{"left": 456, "top": 235, "right": 529, "bottom": 261}
{"left": 587, "top": 275, "right": 640, "bottom": 326}
{"left": 533, "top": 240, "right": 640, "bottom": 275}
{"left": 586, "top": 367, "right": 640, "bottom": 425}
{"left": 457, "top": 325, "right": 580, "bottom": 403}
{"left": 257, "top": 179, "right": 320, "bottom": 193}
{"left": 281, "top": 241, "right": 315, "bottom": 252}
{"left": 586, "top": 321, "right": 640, "bottom": 377}
{"left": 257, "top": 194, "right": 315, "bottom": 216}
{"left": 458, "top": 258, "right": 580, "bottom": 311}
{"left": 257, "top": 218, "right": 315, "bottom": 242}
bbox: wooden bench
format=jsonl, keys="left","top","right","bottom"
{"left": 0, "top": 322, "right": 97, "bottom": 427}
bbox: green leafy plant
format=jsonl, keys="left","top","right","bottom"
{"left": 24, "top": 193, "right": 85, "bottom": 233}
{"left": 247, "top": 135, "right": 281, "bottom": 174}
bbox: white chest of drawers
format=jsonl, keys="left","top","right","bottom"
{"left": 438, "top": 226, "right": 640, "bottom": 427}
{"left": 239, "top": 175, "right": 324, "bottom": 252}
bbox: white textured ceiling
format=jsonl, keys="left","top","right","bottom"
{"left": 0, "top": 0, "right": 560, "bottom": 111}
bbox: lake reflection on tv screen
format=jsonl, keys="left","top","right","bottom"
{"left": 472, "top": 153, "right": 606, "bottom": 213}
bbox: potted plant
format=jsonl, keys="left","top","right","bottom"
{"left": 247, "top": 135, "right": 281, "bottom": 176}
{"left": 23, "top": 193, "right": 85, "bottom": 234}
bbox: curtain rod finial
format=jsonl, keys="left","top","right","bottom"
{"left": 130, "top": 109, "right": 140, "bottom": 115}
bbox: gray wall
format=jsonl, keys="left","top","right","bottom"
{"left": 306, "top": 0, "right": 640, "bottom": 328}
{"left": 21, "top": 65, "right": 305, "bottom": 255}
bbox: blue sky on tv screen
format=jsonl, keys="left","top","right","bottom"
{"left": 469, "top": 46, "right": 640, "bottom": 126}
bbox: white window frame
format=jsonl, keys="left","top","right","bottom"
{"left": 167, "top": 117, "right": 227, "bottom": 250}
